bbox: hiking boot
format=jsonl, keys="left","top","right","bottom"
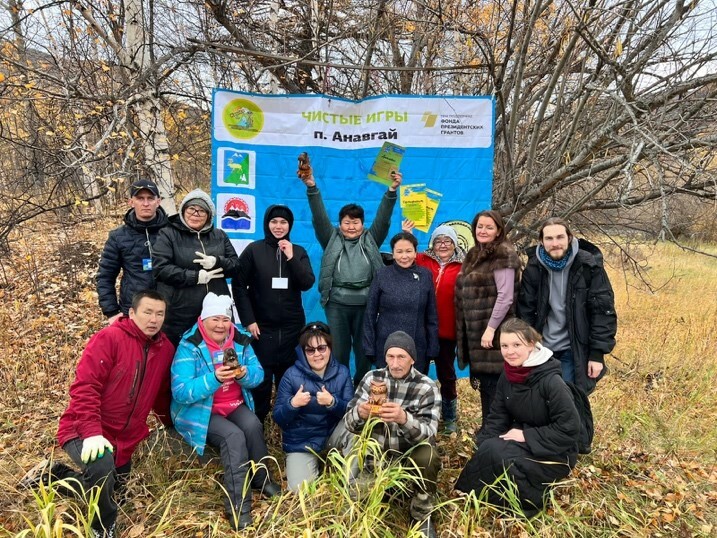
{"left": 256, "top": 481, "right": 281, "bottom": 499}
{"left": 416, "top": 516, "right": 437, "bottom": 538}
{"left": 228, "top": 510, "right": 253, "bottom": 531}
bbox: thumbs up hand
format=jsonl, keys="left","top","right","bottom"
{"left": 316, "top": 385, "right": 334, "bottom": 407}
{"left": 291, "top": 384, "right": 311, "bottom": 408}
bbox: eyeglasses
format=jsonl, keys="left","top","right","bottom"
{"left": 433, "top": 238, "right": 454, "bottom": 247}
{"left": 186, "top": 206, "right": 207, "bottom": 216}
{"left": 304, "top": 345, "right": 328, "bottom": 356}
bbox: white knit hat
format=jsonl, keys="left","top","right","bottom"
{"left": 200, "top": 293, "right": 233, "bottom": 320}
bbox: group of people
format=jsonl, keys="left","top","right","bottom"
{"left": 30, "top": 165, "right": 616, "bottom": 536}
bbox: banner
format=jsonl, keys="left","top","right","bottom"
{"left": 211, "top": 90, "right": 494, "bottom": 373}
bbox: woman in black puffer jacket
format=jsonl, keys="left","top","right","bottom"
{"left": 455, "top": 318, "right": 579, "bottom": 517}
{"left": 153, "top": 189, "right": 239, "bottom": 347}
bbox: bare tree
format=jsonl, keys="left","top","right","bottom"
{"left": 196, "top": 0, "right": 717, "bottom": 239}
{"left": 1, "top": 0, "right": 715, "bottom": 246}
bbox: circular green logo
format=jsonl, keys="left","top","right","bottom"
{"left": 222, "top": 99, "right": 264, "bottom": 139}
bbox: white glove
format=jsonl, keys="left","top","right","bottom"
{"left": 81, "top": 435, "right": 114, "bottom": 464}
{"left": 198, "top": 268, "right": 225, "bottom": 285}
{"left": 193, "top": 251, "right": 217, "bottom": 270}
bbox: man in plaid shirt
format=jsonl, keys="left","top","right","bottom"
{"left": 345, "top": 330, "right": 441, "bottom": 538}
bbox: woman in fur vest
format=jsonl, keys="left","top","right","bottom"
{"left": 455, "top": 210, "right": 521, "bottom": 425}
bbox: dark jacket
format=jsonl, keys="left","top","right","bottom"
{"left": 363, "top": 262, "right": 439, "bottom": 373}
{"left": 454, "top": 358, "right": 579, "bottom": 514}
{"left": 455, "top": 242, "right": 521, "bottom": 375}
{"left": 153, "top": 192, "right": 239, "bottom": 347}
{"left": 517, "top": 239, "right": 617, "bottom": 393}
{"left": 96, "top": 207, "right": 169, "bottom": 317}
{"left": 57, "top": 317, "right": 175, "bottom": 467}
{"left": 273, "top": 347, "right": 354, "bottom": 454}
{"left": 233, "top": 205, "right": 315, "bottom": 331}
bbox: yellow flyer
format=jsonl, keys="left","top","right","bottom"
{"left": 400, "top": 184, "right": 428, "bottom": 226}
{"left": 415, "top": 189, "right": 443, "bottom": 232}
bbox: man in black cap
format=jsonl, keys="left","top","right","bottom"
{"left": 344, "top": 331, "right": 441, "bottom": 538}
{"left": 96, "top": 179, "right": 169, "bottom": 323}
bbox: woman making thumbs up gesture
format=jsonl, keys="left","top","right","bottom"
{"left": 273, "top": 322, "right": 354, "bottom": 491}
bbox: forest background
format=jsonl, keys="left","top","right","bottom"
{"left": 0, "top": 0, "right": 716, "bottom": 536}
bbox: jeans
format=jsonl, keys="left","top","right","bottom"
{"left": 554, "top": 348, "right": 575, "bottom": 383}
{"left": 325, "top": 301, "right": 370, "bottom": 385}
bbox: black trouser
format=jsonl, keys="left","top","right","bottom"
{"left": 206, "top": 405, "right": 270, "bottom": 517}
{"left": 62, "top": 438, "right": 131, "bottom": 533}
{"left": 251, "top": 361, "right": 292, "bottom": 423}
{"left": 435, "top": 338, "right": 458, "bottom": 402}
{"left": 472, "top": 373, "right": 500, "bottom": 424}
{"left": 250, "top": 326, "right": 300, "bottom": 422}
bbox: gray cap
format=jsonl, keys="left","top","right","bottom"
{"left": 383, "top": 331, "right": 417, "bottom": 361}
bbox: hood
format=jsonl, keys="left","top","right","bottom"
{"left": 178, "top": 189, "right": 215, "bottom": 233}
{"left": 293, "top": 344, "right": 340, "bottom": 381}
{"left": 116, "top": 314, "right": 161, "bottom": 344}
{"left": 522, "top": 342, "right": 553, "bottom": 368}
{"left": 527, "top": 356, "right": 563, "bottom": 384}
{"left": 263, "top": 204, "right": 294, "bottom": 245}
{"left": 124, "top": 205, "right": 169, "bottom": 233}
{"left": 537, "top": 236, "right": 579, "bottom": 271}
{"left": 423, "top": 244, "right": 466, "bottom": 265}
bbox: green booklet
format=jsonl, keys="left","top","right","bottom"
{"left": 367, "top": 142, "right": 406, "bottom": 186}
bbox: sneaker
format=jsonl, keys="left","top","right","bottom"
{"left": 89, "top": 522, "right": 116, "bottom": 538}
{"left": 19, "top": 459, "right": 50, "bottom": 489}
{"left": 19, "top": 460, "right": 77, "bottom": 489}
{"left": 416, "top": 517, "right": 437, "bottom": 538}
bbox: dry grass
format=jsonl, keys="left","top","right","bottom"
{"left": 0, "top": 219, "right": 715, "bottom": 537}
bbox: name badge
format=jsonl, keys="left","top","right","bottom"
{"left": 142, "top": 258, "right": 153, "bottom": 271}
{"left": 272, "top": 277, "right": 289, "bottom": 289}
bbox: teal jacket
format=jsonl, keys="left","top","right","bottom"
{"left": 170, "top": 323, "right": 263, "bottom": 455}
{"left": 307, "top": 186, "right": 397, "bottom": 306}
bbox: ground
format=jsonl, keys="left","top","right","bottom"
{"left": 0, "top": 216, "right": 715, "bottom": 537}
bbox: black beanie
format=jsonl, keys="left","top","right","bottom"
{"left": 267, "top": 205, "right": 294, "bottom": 228}
{"left": 383, "top": 331, "right": 417, "bottom": 361}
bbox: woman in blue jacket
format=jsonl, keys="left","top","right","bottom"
{"left": 273, "top": 321, "right": 354, "bottom": 491}
{"left": 171, "top": 293, "right": 280, "bottom": 530}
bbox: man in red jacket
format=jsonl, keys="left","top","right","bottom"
{"left": 55, "top": 290, "right": 174, "bottom": 538}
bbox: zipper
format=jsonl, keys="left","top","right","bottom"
{"left": 121, "top": 342, "right": 150, "bottom": 433}
{"left": 197, "top": 231, "right": 210, "bottom": 291}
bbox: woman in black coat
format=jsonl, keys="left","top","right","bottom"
{"left": 362, "top": 232, "right": 439, "bottom": 374}
{"left": 153, "top": 189, "right": 240, "bottom": 347}
{"left": 232, "top": 205, "right": 315, "bottom": 422}
{"left": 454, "top": 318, "right": 579, "bottom": 516}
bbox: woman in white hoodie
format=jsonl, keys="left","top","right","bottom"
{"left": 454, "top": 318, "right": 580, "bottom": 516}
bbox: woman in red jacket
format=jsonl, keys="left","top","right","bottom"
{"left": 404, "top": 220, "right": 465, "bottom": 433}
